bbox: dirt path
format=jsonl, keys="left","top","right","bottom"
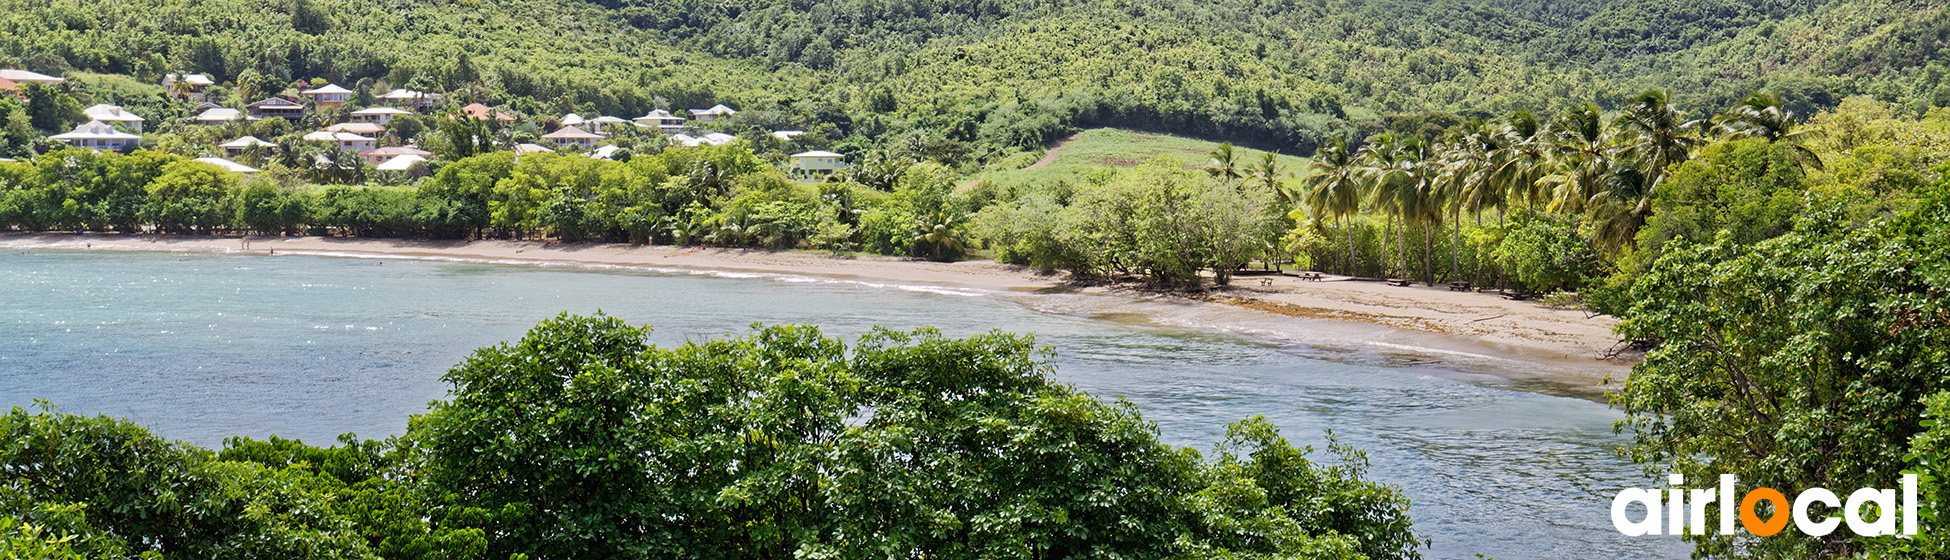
{"left": 1023, "top": 134, "right": 1077, "bottom": 170}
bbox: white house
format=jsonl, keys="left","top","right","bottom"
{"left": 327, "top": 122, "right": 386, "bottom": 135}
{"left": 193, "top": 157, "right": 260, "bottom": 174}
{"left": 541, "top": 126, "right": 602, "bottom": 149}
{"left": 771, "top": 130, "right": 805, "bottom": 141}
{"left": 589, "top": 116, "right": 629, "bottom": 134}
{"left": 349, "top": 107, "right": 412, "bottom": 125}
{"left": 245, "top": 97, "right": 306, "bottom": 119}
{"left": 82, "top": 104, "right": 145, "bottom": 132}
{"left": 303, "top": 130, "right": 376, "bottom": 152}
{"left": 377, "top": 88, "right": 441, "bottom": 109}
{"left": 301, "top": 83, "right": 354, "bottom": 107}
{"left": 688, "top": 104, "right": 737, "bottom": 123}
{"left": 590, "top": 145, "right": 622, "bottom": 160}
{"left": 669, "top": 133, "right": 739, "bottom": 147}
{"left": 633, "top": 109, "right": 685, "bottom": 131}
{"left": 51, "top": 120, "right": 141, "bottom": 151}
{"left": 192, "top": 107, "right": 243, "bottom": 124}
{"left": 0, "top": 69, "right": 64, "bottom": 86}
{"left": 360, "top": 145, "right": 432, "bottom": 165}
{"left": 560, "top": 113, "right": 586, "bottom": 127}
{"left": 374, "top": 154, "right": 426, "bottom": 172}
{"left": 513, "top": 143, "right": 555, "bottom": 156}
{"left": 219, "top": 135, "right": 275, "bottom": 156}
{"left": 788, "top": 150, "right": 847, "bottom": 181}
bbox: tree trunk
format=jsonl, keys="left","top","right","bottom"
{"left": 1379, "top": 216, "right": 1389, "bottom": 279}
{"left": 1451, "top": 212, "right": 1461, "bottom": 282}
{"left": 1423, "top": 226, "right": 1434, "bottom": 284}
{"left": 1343, "top": 216, "right": 1355, "bottom": 276}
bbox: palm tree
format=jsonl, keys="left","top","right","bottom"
{"left": 1300, "top": 138, "right": 1363, "bottom": 275}
{"left": 1491, "top": 111, "right": 1551, "bottom": 213}
{"left": 1252, "top": 152, "right": 1293, "bottom": 203}
{"left": 1612, "top": 89, "right": 1704, "bottom": 189}
{"left": 1206, "top": 143, "right": 1244, "bottom": 182}
{"left": 1598, "top": 89, "right": 1704, "bottom": 253}
{"left": 1540, "top": 103, "right": 1611, "bottom": 215}
{"left": 1358, "top": 134, "right": 1406, "bottom": 278}
{"left": 1714, "top": 91, "right": 1823, "bottom": 171}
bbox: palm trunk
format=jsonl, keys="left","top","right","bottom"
{"left": 1379, "top": 216, "right": 1391, "bottom": 279}
{"left": 1343, "top": 215, "right": 1355, "bottom": 276}
{"left": 1451, "top": 211, "right": 1461, "bottom": 282}
{"left": 1398, "top": 219, "right": 1408, "bottom": 282}
{"left": 1423, "top": 226, "right": 1433, "bottom": 284}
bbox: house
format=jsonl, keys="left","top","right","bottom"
{"left": 590, "top": 145, "right": 622, "bottom": 160}
{"left": 245, "top": 97, "right": 306, "bottom": 119}
{"left": 193, "top": 157, "right": 260, "bottom": 174}
{"left": 669, "top": 132, "right": 737, "bottom": 147}
{"left": 560, "top": 113, "right": 586, "bottom": 128}
{"left": 349, "top": 107, "right": 412, "bottom": 125}
{"left": 301, "top": 83, "right": 354, "bottom": 107}
{"left": 192, "top": 107, "right": 243, "bottom": 124}
{"left": 163, "top": 73, "right": 214, "bottom": 100}
{"left": 788, "top": 150, "right": 847, "bottom": 181}
{"left": 0, "top": 69, "right": 64, "bottom": 86}
{"left": 374, "top": 154, "right": 426, "bottom": 172}
{"left": 302, "top": 130, "right": 376, "bottom": 152}
{"left": 772, "top": 130, "right": 805, "bottom": 141}
{"left": 588, "top": 116, "right": 629, "bottom": 134}
{"left": 82, "top": 104, "right": 145, "bottom": 132}
{"left": 360, "top": 145, "right": 432, "bottom": 165}
{"left": 219, "top": 136, "right": 275, "bottom": 156}
{"left": 633, "top": 109, "right": 685, "bottom": 132}
{"left": 460, "top": 103, "right": 515, "bottom": 122}
{"left": 688, "top": 104, "right": 737, "bottom": 123}
{"left": 327, "top": 122, "right": 386, "bottom": 135}
{"left": 50, "top": 120, "right": 141, "bottom": 151}
{"left": 377, "top": 88, "right": 441, "bottom": 110}
{"left": 513, "top": 143, "right": 555, "bottom": 156}
{"left": 541, "top": 126, "right": 602, "bottom": 149}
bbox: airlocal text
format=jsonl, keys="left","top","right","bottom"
{"left": 1612, "top": 474, "right": 1918, "bottom": 537}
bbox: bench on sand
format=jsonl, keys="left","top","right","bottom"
{"left": 1386, "top": 278, "right": 1412, "bottom": 287}
{"left": 1448, "top": 281, "right": 1473, "bottom": 292}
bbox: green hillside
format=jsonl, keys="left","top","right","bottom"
{"left": 3, "top": 0, "right": 1948, "bottom": 162}
{"left": 970, "top": 128, "right": 1311, "bottom": 193}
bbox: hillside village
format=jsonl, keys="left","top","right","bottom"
{"left": 0, "top": 68, "right": 850, "bottom": 182}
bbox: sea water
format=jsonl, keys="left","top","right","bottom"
{"left": 0, "top": 250, "right": 1686, "bottom": 558}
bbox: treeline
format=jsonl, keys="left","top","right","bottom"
{"left": 1, "top": 316, "right": 1420, "bottom": 560}
{"left": 0, "top": 143, "right": 986, "bottom": 260}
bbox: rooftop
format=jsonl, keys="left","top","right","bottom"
{"left": 51, "top": 120, "right": 142, "bottom": 141}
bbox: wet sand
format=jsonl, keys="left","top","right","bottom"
{"left": 1, "top": 233, "right": 1635, "bottom": 394}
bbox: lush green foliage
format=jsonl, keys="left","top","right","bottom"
{"left": 1, "top": 316, "right": 1422, "bottom": 559}
{"left": 1610, "top": 177, "right": 1950, "bottom": 558}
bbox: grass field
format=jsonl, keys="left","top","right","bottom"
{"left": 968, "top": 128, "right": 1313, "bottom": 191}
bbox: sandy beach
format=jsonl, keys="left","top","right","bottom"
{"left": 1, "top": 232, "right": 1634, "bottom": 395}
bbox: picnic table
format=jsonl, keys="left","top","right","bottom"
{"left": 1386, "top": 278, "right": 1412, "bottom": 287}
{"left": 1283, "top": 271, "right": 1324, "bottom": 281}
{"left": 1448, "top": 281, "right": 1473, "bottom": 292}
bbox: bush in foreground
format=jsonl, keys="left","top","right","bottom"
{"left": 1, "top": 315, "right": 1418, "bottom": 559}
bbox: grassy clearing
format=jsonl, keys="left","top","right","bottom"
{"left": 968, "top": 128, "right": 1313, "bottom": 192}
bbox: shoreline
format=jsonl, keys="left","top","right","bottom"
{"left": 1, "top": 232, "right": 1634, "bottom": 397}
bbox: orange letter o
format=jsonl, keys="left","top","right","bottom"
{"left": 1741, "top": 488, "right": 1790, "bottom": 536}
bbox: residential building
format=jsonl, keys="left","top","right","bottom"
{"left": 688, "top": 104, "right": 737, "bottom": 123}
{"left": 301, "top": 84, "right": 354, "bottom": 107}
{"left": 163, "top": 73, "right": 214, "bottom": 100}
{"left": 788, "top": 150, "right": 847, "bottom": 181}
{"left": 303, "top": 130, "right": 376, "bottom": 152}
{"left": 460, "top": 103, "right": 515, "bottom": 122}
{"left": 192, "top": 107, "right": 243, "bottom": 125}
{"left": 220, "top": 136, "right": 275, "bottom": 156}
{"left": 360, "top": 145, "right": 432, "bottom": 165}
{"left": 374, "top": 154, "right": 426, "bottom": 172}
{"left": 588, "top": 116, "right": 629, "bottom": 134}
{"left": 0, "top": 69, "right": 64, "bottom": 86}
{"left": 541, "top": 126, "right": 602, "bottom": 149}
{"left": 245, "top": 97, "right": 306, "bottom": 119}
{"left": 378, "top": 88, "right": 441, "bottom": 110}
{"left": 50, "top": 120, "right": 141, "bottom": 151}
{"left": 633, "top": 109, "right": 685, "bottom": 132}
{"left": 349, "top": 107, "right": 412, "bottom": 125}
{"left": 82, "top": 104, "right": 145, "bottom": 132}
{"left": 513, "top": 143, "right": 555, "bottom": 156}
{"left": 327, "top": 122, "right": 386, "bottom": 135}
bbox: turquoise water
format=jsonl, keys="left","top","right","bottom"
{"left": 0, "top": 250, "right": 1685, "bottom": 558}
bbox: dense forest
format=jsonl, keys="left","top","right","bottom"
{"left": 5, "top": 0, "right": 1950, "bottom": 158}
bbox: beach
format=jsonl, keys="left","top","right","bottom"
{"left": 1, "top": 232, "right": 1634, "bottom": 394}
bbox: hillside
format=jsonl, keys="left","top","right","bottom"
{"left": 2, "top": 0, "right": 1947, "bottom": 161}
